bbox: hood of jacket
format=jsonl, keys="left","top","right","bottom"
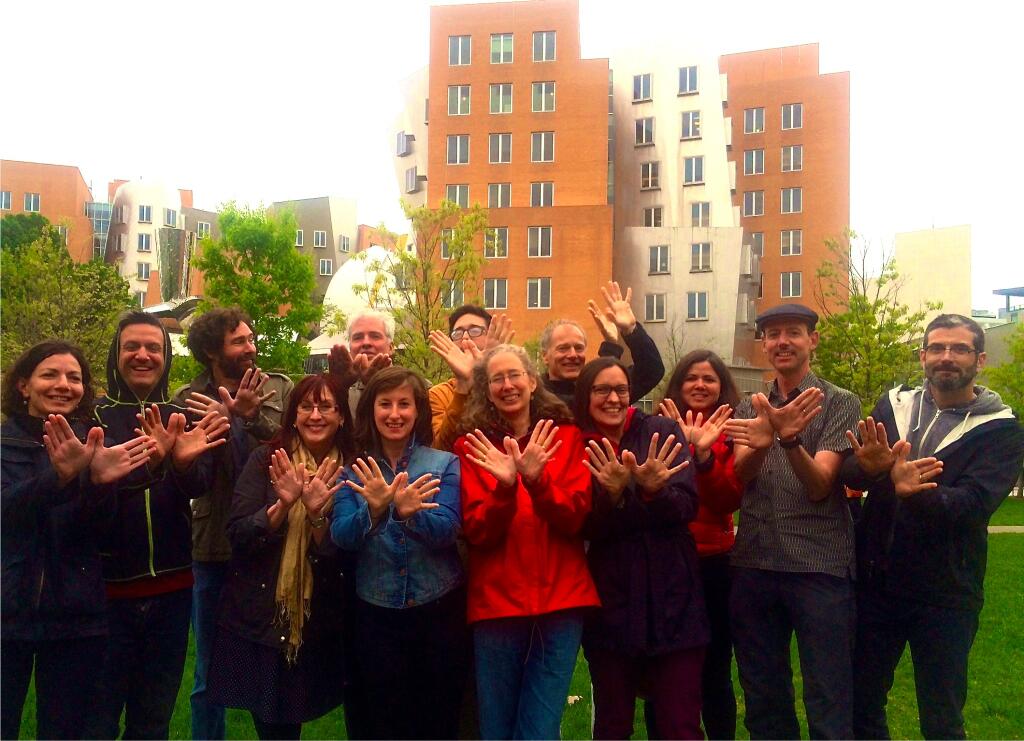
{"left": 103, "top": 320, "right": 174, "bottom": 405}
{"left": 890, "top": 384, "right": 1016, "bottom": 458}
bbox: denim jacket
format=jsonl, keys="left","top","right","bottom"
{"left": 331, "top": 440, "right": 464, "bottom": 609}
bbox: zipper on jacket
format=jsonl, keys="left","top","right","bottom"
{"left": 35, "top": 567, "right": 46, "bottom": 610}
{"left": 145, "top": 488, "right": 157, "bottom": 577}
{"left": 920, "top": 409, "right": 942, "bottom": 452}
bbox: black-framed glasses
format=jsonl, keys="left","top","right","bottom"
{"left": 451, "top": 325, "right": 486, "bottom": 341}
{"left": 922, "top": 343, "right": 976, "bottom": 358}
{"left": 591, "top": 384, "right": 630, "bottom": 399}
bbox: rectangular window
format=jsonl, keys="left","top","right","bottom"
{"left": 532, "top": 81, "right": 555, "bottom": 112}
{"left": 744, "top": 149, "right": 765, "bottom": 176}
{"left": 405, "top": 166, "right": 420, "bottom": 194}
{"left": 0, "top": 191, "right": 11, "bottom": 209}
{"left": 533, "top": 31, "right": 555, "bottom": 62}
{"left": 781, "top": 229, "right": 803, "bottom": 256}
{"left": 138, "top": 205, "right": 152, "bottom": 223}
{"left": 55, "top": 225, "right": 68, "bottom": 245}
{"left": 197, "top": 221, "right": 211, "bottom": 238}
{"left": 449, "top": 35, "right": 471, "bottom": 65}
{"left": 678, "top": 65, "right": 698, "bottom": 94}
{"left": 645, "top": 293, "right": 667, "bottom": 322}
{"left": 687, "top": 291, "right": 708, "bottom": 320}
{"left": 440, "top": 228, "right": 453, "bottom": 260}
{"left": 527, "top": 277, "right": 552, "bottom": 308}
{"left": 163, "top": 208, "right": 176, "bottom": 227}
{"left": 691, "top": 242, "right": 712, "bottom": 272}
{"left": 743, "top": 191, "right": 764, "bottom": 217}
{"left": 635, "top": 117, "right": 654, "bottom": 145}
{"left": 490, "top": 83, "right": 512, "bottom": 113}
{"left": 649, "top": 245, "right": 669, "bottom": 274}
{"left": 781, "top": 187, "right": 803, "bottom": 214}
{"left": 744, "top": 107, "right": 765, "bottom": 134}
{"left": 782, "top": 102, "right": 803, "bottom": 130}
{"left": 134, "top": 291, "right": 147, "bottom": 308}
{"left": 447, "top": 134, "right": 469, "bottom": 164}
{"left": 485, "top": 227, "right": 509, "bottom": 258}
{"left": 448, "top": 85, "right": 470, "bottom": 115}
{"left": 396, "top": 131, "right": 413, "bottom": 156}
{"left": 681, "top": 110, "right": 701, "bottom": 139}
{"left": 319, "top": 258, "right": 333, "bottom": 276}
{"left": 295, "top": 229, "right": 304, "bottom": 247}
{"left": 93, "top": 235, "right": 104, "bottom": 259}
{"left": 641, "top": 161, "right": 660, "bottom": 190}
{"left": 531, "top": 131, "right": 554, "bottom": 162}
{"left": 489, "top": 132, "right": 512, "bottom": 164}
{"left": 484, "top": 278, "right": 508, "bottom": 310}
{"left": 445, "top": 184, "right": 469, "bottom": 208}
{"left": 137, "top": 233, "right": 151, "bottom": 252}
{"left": 137, "top": 262, "right": 151, "bottom": 280}
{"left": 750, "top": 231, "right": 764, "bottom": 257}
{"left": 781, "top": 271, "right": 802, "bottom": 298}
{"left": 23, "top": 193, "right": 40, "bottom": 212}
{"left": 490, "top": 33, "right": 513, "bottom": 64}
{"left": 441, "top": 280, "right": 465, "bottom": 309}
{"left": 528, "top": 226, "right": 552, "bottom": 257}
{"left": 691, "top": 201, "right": 710, "bottom": 227}
{"left": 488, "top": 182, "right": 511, "bottom": 208}
{"left": 340, "top": 235, "right": 351, "bottom": 252}
{"left": 683, "top": 156, "right": 704, "bottom": 185}
{"left": 643, "top": 206, "right": 663, "bottom": 227}
{"left": 531, "top": 181, "right": 554, "bottom": 207}
{"left": 782, "top": 144, "right": 803, "bottom": 172}
{"left": 633, "top": 73, "right": 652, "bottom": 102}
{"left": 314, "top": 230, "right": 327, "bottom": 248}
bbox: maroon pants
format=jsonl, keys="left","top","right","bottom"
{"left": 587, "top": 644, "right": 706, "bottom": 740}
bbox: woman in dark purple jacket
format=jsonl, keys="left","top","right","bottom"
{"left": 574, "top": 357, "right": 709, "bottom": 740}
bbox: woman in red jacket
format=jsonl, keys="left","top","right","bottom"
{"left": 455, "top": 343, "right": 600, "bottom": 740}
{"left": 656, "top": 349, "right": 743, "bottom": 739}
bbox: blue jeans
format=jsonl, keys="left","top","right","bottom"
{"left": 191, "top": 561, "right": 228, "bottom": 739}
{"left": 474, "top": 610, "right": 584, "bottom": 740}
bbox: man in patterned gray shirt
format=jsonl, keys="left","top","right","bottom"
{"left": 724, "top": 303, "right": 861, "bottom": 739}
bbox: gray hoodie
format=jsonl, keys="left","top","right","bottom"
{"left": 907, "top": 385, "right": 1010, "bottom": 459}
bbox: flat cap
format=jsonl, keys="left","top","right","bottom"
{"left": 755, "top": 303, "right": 819, "bottom": 331}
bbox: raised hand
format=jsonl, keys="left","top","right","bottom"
{"left": 658, "top": 398, "right": 682, "bottom": 423}
{"left": 724, "top": 401, "right": 775, "bottom": 450}
{"left": 761, "top": 388, "right": 825, "bottom": 440}
{"left": 171, "top": 411, "right": 230, "bottom": 470}
{"left": 891, "top": 441, "right": 943, "bottom": 498}
{"left": 587, "top": 281, "right": 637, "bottom": 344}
{"left": 845, "top": 416, "right": 896, "bottom": 476}
{"left": 347, "top": 457, "right": 404, "bottom": 521}
{"left": 622, "top": 432, "right": 688, "bottom": 494}
{"left": 352, "top": 352, "right": 393, "bottom": 384}
{"left": 185, "top": 392, "right": 229, "bottom": 423}
{"left": 268, "top": 448, "right": 305, "bottom": 508}
{"left": 135, "top": 404, "right": 178, "bottom": 466}
{"left": 464, "top": 429, "right": 518, "bottom": 487}
{"left": 393, "top": 473, "right": 442, "bottom": 520}
{"left": 90, "top": 430, "right": 155, "bottom": 485}
{"left": 583, "top": 438, "right": 630, "bottom": 503}
{"left": 428, "top": 330, "right": 481, "bottom": 392}
{"left": 506, "top": 419, "right": 563, "bottom": 484}
{"left": 217, "top": 367, "right": 276, "bottom": 421}
{"left": 43, "top": 415, "right": 98, "bottom": 485}
{"left": 301, "top": 456, "right": 345, "bottom": 518}
{"left": 484, "top": 313, "right": 515, "bottom": 350}
{"left": 328, "top": 344, "right": 359, "bottom": 389}
{"left": 686, "top": 406, "right": 734, "bottom": 459}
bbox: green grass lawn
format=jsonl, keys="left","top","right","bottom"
{"left": 989, "top": 494, "right": 1024, "bottom": 526}
{"left": 17, "top": 534, "right": 1024, "bottom": 739}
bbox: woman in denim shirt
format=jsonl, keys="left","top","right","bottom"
{"left": 331, "top": 366, "right": 467, "bottom": 739}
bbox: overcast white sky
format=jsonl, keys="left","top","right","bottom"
{"left": 3, "top": 0, "right": 1020, "bottom": 310}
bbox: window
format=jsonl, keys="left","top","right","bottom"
{"left": 163, "top": 208, "right": 176, "bottom": 227}
{"left": 633, "top": 73, "right": 652, "bottom": 102}
{"left": 687, "top": 291, "right": 708, "bottom": 320}
{"left": 681, "top": 110, "right": 701, "bottom": 139}
{"left": 533, "top": 31, "right": 555, "bottom": 62}
{"left": 750, "top": 231, "right": 764, "bottom": 257}
{"left": 448, "top": 85, "right": 470, "bottom": 115}
{"left": 683, "top": 156, "right": 704, "bottom": 185}
{"left": 55, "top": 225, "right": 68, "bottom": 244}
{"left": 137, "top": 262, "right": 151, "bottom": 280}
{"left": 198, "top": 221, "right": 211, "bottom": 238}
{"left": 744, "top": 149, "right": 765, "bottom": 176}
{"left": 635, "top": 117, "right": 654, "bottom": 146}
{"left": 490, "top": 83, "right": 512, "bottom": 113}
{"left": 781, "top": 187, "right": 802, "bottom": 214}
{"left": 1, "top": 191, "right": 11, "bottom": 209}
{"left": 531, "top": 131, "right": 554, "bottom": 162}
{"left": 396, "top": 131, "right": 413, "bottom": 156}
{"left": 781, "top": 229, "right": 803, "bottom": 256}
{"left": 744, "top": 107, "right": 765, "bottom": 134}
{"left": 743, "top": 191, "right": 764, "bottom": 216}
{"left": 446, "top": 184, "right": 469, "bottom": 208}
{"left": 532, "top": 81, "right": 555, "bottom": 112}
{"left": 678, "top": 65, "right": 698, "bottom": 95}
{"left": 643, "top": 206, "right": 663, "bottom": 227}
{"left": 92, "top": 235, "right": 105, "bottom": 259}
{"left": 531, "top": 181, "right": 553, "bottom": 207}
{"left": 488, "top": 183, "right": 511, "bottom": 208}
{"left": 314, "top": 230, "right": 327, "bottom": 248}
{"left": 484, "top": 278, "right": 508, "bottom": 310}
{"left": 295, "top": 229, "right": 304, "bottom": 247}
{"left": 447, "top": 134, "right": 469, "bottom": 164}
{"left": 319, "top": 258, "right": 333, "bottom": 276}
{"left": 649, "top": 245, "right": 669, "bottom": 274}
{"left": 134, "top": 291, "right": 147, "bottom": 308}
{"left": 23, "top": 193, "right": 40, "bottom": 212}
{"left": 137, "top": 233, "right": 151, "bottom": 252}
{"left": 440, "top": 229, "right": 453, "bottom": 260}
{"left": 485, "top": 227, "right": 509, "bottom": 258}
{"left": 491, "top": 33, "right": 513, "bottom": 64}
{"left": 691, "top": 242, "right": 712, "bottom": 272}
{"left": 449, "top": 35, "right": 471, "bottom": 65}
{"left": 782, "top": 144, "right": 803, "bottom": 172}
{"left": 405, "top": 166, "right": 420, "bottom": 194}
{"left": 782, "top": 102, "right": 803, "bottom": 130}
{"left": 442, "top": 280, "right": 465, "bottom": 309}
{"left": 527, "top": 277, "right": 552, "bottom": 308}
{"left": 138, "top": 205, "right": 152, "bottom": 223}
{"left": 641, "top": 161, "right": 660, "bottom": 190}
{"left": 691, "top": 202, "right": 710, "bottom": 227}
{"left": 528, "top": 226, "right": 552, "bottom": 257}
{"left": 645, "top": 293, "right": 667, "bottom": 322}
{"left": 489, "top": 132, "right": 512, "bottom": 164}
{"left": 340, "top": 235, "right": 351, "bottom": 252}
{"left": 781, "top": 271, "right": 802, "bottom": 298}
{"left": 113, "top": 233, "right": 126, "bottom": 252}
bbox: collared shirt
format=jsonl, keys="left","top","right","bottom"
{"left": 730, "top": 370, "right": 861, "bottom": 578}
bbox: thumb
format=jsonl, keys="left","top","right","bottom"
{"left": 621, "top": 450, "right": 639, "bottom": 472}
{"left": 218, "top": 386, "right": 233, "bottom": 407}
{"left": 87, "top": 426, "right": 104, "bottom": 450}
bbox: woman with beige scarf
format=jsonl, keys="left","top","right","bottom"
{"left": 207, "top": 373, "right": 353, "bottom": 739}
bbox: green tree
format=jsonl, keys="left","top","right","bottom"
{"left": 354, "top": 199, "right": 489, "bottom": 383}
{"left": 192, "top": 203, "right": 321, "bottom": 375}
{"left": 1, "top": 230, "right": 135, "bottom": 384}
{"left": 1, "top": 212, "right": 63, "bottom": 253}
{"left": 984, "top": 322, "right": 1024, "bottom": 419}
{"left": 812, "top": 229, "right": 940, "bottom": 416}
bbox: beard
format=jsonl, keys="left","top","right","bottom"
{"left": 218, "top": 354, "right": 255, "bottom": 380}
{"left": 927, "top": 362, "right": 977, "bottom": 393}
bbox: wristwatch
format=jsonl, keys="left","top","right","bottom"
{"left": 308, "top": 514, "right": 329, "bottom": 529}
{"left": 778, "top": 434, "right": 802, "bottom": 449}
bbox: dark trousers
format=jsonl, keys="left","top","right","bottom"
{"left": 252, "top": 718, "right": 301, "bottom": 740}
{"left": 352, "top": 587, "right": 469, "bottom": 739}
{"left": 853, "top": 588, "right": 979, "bottom": 740}
{"left": 730, "top": 567, "right": 854, "bottom": 740}
{"left": 87, "top": 588, "right": 193, "bottom": 739}
{"left": 191, "top": 561, "right": 228, "bottom": 740}
{"left": 1, "top": 635, "right": 106, "bottom": 740}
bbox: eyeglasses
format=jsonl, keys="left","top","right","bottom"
{"left": 591, "top": 384, "right": 630, "bottom": 400}
{"left": 923, "top": 343, "right": 977, "bottom": 358}
{"left": 297, "top": 402, "right": 339, "bottom": 416}
{"left": 488, "top": 370, "right": 527, "bottom": 386}
{"left": 451, "top": 325, "right": 486, "bottom": 341}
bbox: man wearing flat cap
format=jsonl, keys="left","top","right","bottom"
{"left": 723, "top": 303, "right": 861, "bottom": 739}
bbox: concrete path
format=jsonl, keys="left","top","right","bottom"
{"left": 988, "top": 526, "right": 1024, "bottom": 533}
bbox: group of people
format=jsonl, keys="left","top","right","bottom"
{"left": 2, "top": 280, "right": 1021, "bottom": 741}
